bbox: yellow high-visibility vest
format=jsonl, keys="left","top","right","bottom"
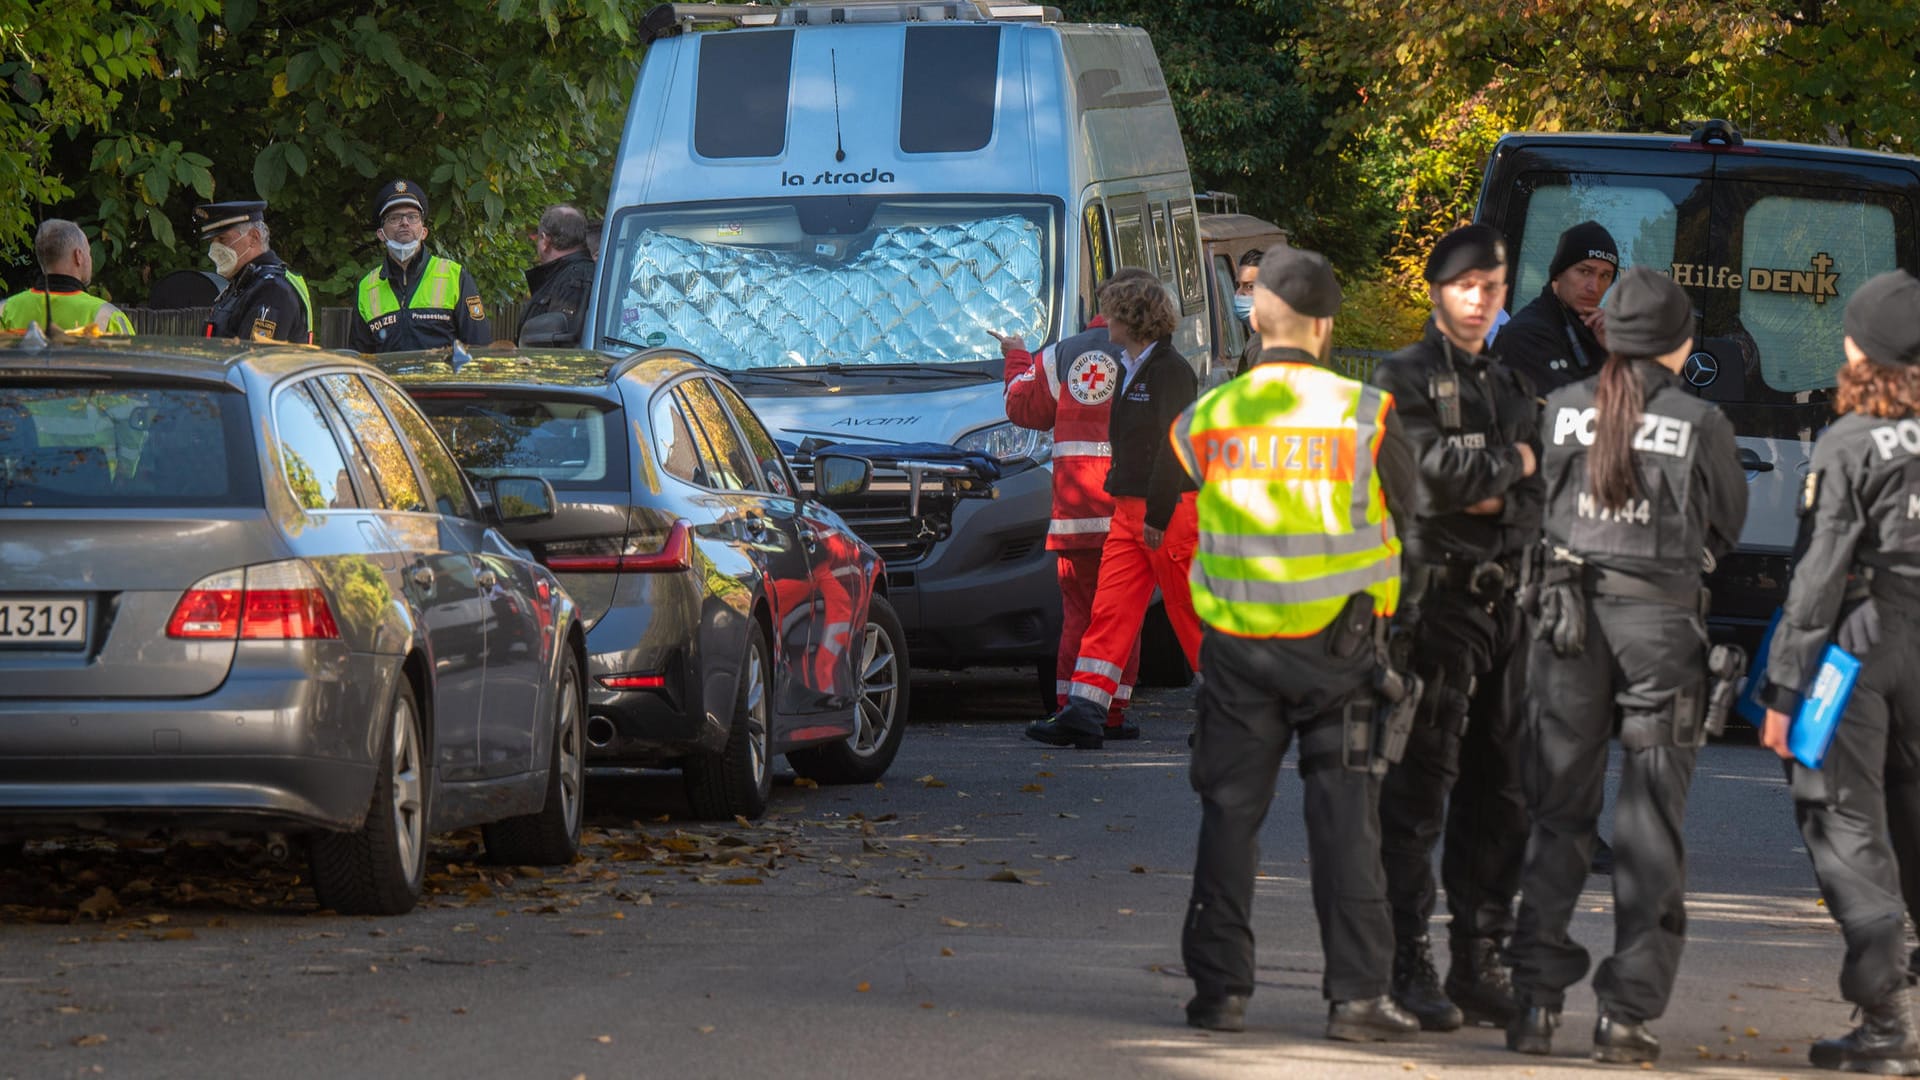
{"left": 356, "top": 256, "right": 462, "bottom": 322}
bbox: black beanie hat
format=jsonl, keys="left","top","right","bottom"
{"left": 1549, "top": 221, "right": 1620, "bottom": 280}
{"left": 1605, "top": 268, "right": 1693, "bottom": 357}
{"left": 1843, "top": 270, "right": 1920, "bottom": 367}
{"left": 1424, "top": 224, "right": 1506, "bottom": 284}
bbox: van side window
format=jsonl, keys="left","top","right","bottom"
{"left": 695, "top": 30, "right": 794, "bottom": 159}
{"left": 1170, "top": 200, "right": 1204, "bottom": 314}
{"left": 1113, "top": 206, "right": 1148, "bottom": 272}
{"left": 1212, "top": 255, "right": 1248, "bottom": 357}
{"left": 1150, "top": 202, "right": 1174, "bottom": 284}
{"left": 1737, "top": 193, "right": 1899, "bottom": 392}
{"left": 901, "top": 25, "right": 999, "bottom": 154}
{"left": 1083, "top": 203, "right": 1112, "bottom": 302}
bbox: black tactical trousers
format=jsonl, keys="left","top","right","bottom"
{"left": 1510, "top": 597, "right": 1705, "bottom": 1021}
{"left": 1791, "top": 610, "right": 1920, "bottom": 1008}
{"left": 1182, "top": 615, "right": 1393, "bottom": 1003}
{"left": 1378, "top": 591, "right": 1529, "bottom": 949}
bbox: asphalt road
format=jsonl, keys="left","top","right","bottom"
{"left": 0, "top": 669, "right": 1868, "bottom": 1080}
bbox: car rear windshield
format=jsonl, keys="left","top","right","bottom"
{"left": 409, "top": 393, "right": 626, "bottom": 490}
{"left": 0, "top": 383, "right": 258, "bottom": 508}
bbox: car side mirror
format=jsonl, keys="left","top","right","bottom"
{"left": 812, "top": 453, "right": 871, "bottom": 501}
{"left": 487, "top": 475, "right": 558, "bottom": 524}
{"left": 517, "top": 311, "right": 574, "bottom": 348}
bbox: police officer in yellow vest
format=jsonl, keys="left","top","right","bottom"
{"left": 0, "top": 219, "right": 133, "bottom": 334}
{"left": 1170, "top": 246, "right": 1422, "bottom": 1042}
{"left": 194, "top": 200, "right": 314, "bottom": 344}
{"left": 350, "top": 179, "right": 491, "bottom": 353}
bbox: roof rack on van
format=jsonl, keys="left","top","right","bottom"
{"left": 1194, "top": 190, "right": 1241, "bottom": 216}
{"left": 640, "top": 2, "right": 1060, "bottom": 44}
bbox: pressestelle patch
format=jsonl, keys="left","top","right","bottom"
{"left": 1067, "top": 351, "right": 1120, "bottom": 405}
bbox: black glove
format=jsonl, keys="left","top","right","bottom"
{"left": 1534, "top": 582, "right": 1587, "bottom": 658}
{"left": 1837, "top": 597, "right": 1880, "bottom": 657}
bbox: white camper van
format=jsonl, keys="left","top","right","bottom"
{"left": 585, "top": 1, "right": 1212, "bottom": 682}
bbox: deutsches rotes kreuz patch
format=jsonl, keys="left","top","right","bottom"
{"left": 1067, "top": 351, "right": 1120, "bottom": 405}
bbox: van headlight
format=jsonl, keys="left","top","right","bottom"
{"left": 956, "top": 422, "right": 1051, "bottom": 465}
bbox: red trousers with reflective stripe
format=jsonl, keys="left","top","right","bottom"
{"left": 1057, "top": 547, "right": 1139, "bottom": 721}
{"left": 1068, "top": 494, "right": 1203, "bottom": 710}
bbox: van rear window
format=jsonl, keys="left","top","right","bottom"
{"left": 1738, "top": 194, "right": 1898, "bottom": 393}
{"left": 0, "top": 384, "right": 256, "bottom": 508}
{"left": 1512, "top": 178, "right": 1685, "bottom": 305}
{"left": 695, "top": 30, "right": 794, "bottom": 159}
{"left": 900, "top": 25, "right": 999, "bottom": 154}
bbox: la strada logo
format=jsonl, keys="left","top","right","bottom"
{"left": 783, "top": 166, "right": 897, "bottom": 187}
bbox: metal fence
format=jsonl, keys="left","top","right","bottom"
{"left": 122, "top": 301, "right": 534, "bottom": 349}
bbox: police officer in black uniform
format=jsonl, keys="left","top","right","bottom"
{"left": 1493, "top": 222, "right": 1619, "bottom": 395}
{"left": 1368, "top": 225, "right": 1542, "bottom": 1033}
{"left": 1759, "top": 271, "right": 1920, "bottom": 1076}
{"left": 1506, "top": 268, "right": 1748, "bottom": 1064}
{"left": 194, "top": 200, "right": 313, "bottom": 344}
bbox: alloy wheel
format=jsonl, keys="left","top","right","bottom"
{"left": 849, "top": 620, "right": 900, "bottom": 758}
{"left": 390, "top": 696, "right": 424, "bottom": 884}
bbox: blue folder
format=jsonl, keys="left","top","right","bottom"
{"left": 1735, "top": 609, "right": 1860, "bottom": 769}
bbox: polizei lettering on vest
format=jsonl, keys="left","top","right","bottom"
{"left": 1550, "top": 407, "right": 1693, "bottom": 457}
{"left": 1869, "top": 419, "right": 1920, "bottom": 460}
{"left": 1201, "top": 433, "right": 1332, "bottom": 473}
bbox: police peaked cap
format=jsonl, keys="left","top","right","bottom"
{"left": 1424, "top": 224, "right": 1507, "bottom": 284}
{"left": 193, "top": 200, "right": 266, "bottom": 238}
{"left": 375, "top": 179, "right": 427, "bottom": 223}
{"left": 1606, "top": 267, "right": 1694, "bottom": 357}
{"left": 1844, "top": 271, "right": 1920, "bottom": 367}
{"left": 1254, "top": 245, "right": 1342, "bottom": 318}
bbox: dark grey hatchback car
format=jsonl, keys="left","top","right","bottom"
{"left": 378, "top": 347, "right": 907, "bottom": 820}
{"left": 0, "top": 337, "right": 589, "bottom": 915}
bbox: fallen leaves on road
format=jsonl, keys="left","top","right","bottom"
{"left": 72, "top": 1034, "right": 108, "bottom": 1047}
{"left": 916, "top": 775, "right": 948, "bottom": 789}
{"left": 855, "top": 981, "right": 871, "bottom": 992}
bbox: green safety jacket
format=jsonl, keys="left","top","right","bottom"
{"left": 0, "top": 287, "right": 134, "bottom": 335}
{"left": 1170, "top": 360, "right": 1401, "bottom": 638}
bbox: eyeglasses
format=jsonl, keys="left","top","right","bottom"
{"left": 382, "top": 211, "right": 423, "bottom": 227}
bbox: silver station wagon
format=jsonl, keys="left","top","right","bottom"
{"left": 0, "top": 336, "right": 587, "bottom": 915}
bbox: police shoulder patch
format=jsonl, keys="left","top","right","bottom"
{"left": 251, "top": 318, "right": 278, "bottom": 341}
{"left": 1066, "top": 351, "right": 1120, "bottom": 405}
{"left": 466, "top": 297, "right": 486, "bottom": 321}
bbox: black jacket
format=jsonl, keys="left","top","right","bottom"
{"left": 205, "top": 252, "right": 310, "bottom": 344}
{"left": 519, "top": 249, "right": 595, "bottom": 345}
{"left": 1104, "top": 336, "right": 1199, "bottom": 530}
{"left": 1540, "top": 361, "right": 1746, "bottom": 583}
{"left": 348, "top": 250, "right": 491, "bottom": 354}
{"left": 1252, "top": 346, "right": 1419, "bottom": 539}
{"left": 1493, "top": 284, "right": 1605, "bottom": 396}
{"left": 1764, "top": 411, "right": 1920, "bottom": 708}
{"left": 1369, "top": 320, "right": 1544, "bottom": 563}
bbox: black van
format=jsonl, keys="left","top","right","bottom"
{"left": 1475, "top": 121, "right": 1920, "bottom": 643}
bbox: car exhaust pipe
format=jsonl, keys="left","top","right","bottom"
{"left": 585, "top": 716, "right": 617, "bottom": 749}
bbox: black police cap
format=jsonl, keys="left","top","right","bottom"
{"left": 1844, "top": 270, "right": 1920, "bottom": 367}
{"left": 1253, "top": 245, "right": 1342, "bottom": 318}
{"left": 1424, "top": 224, "right": 1506, "bottom": 284}
{"left": 375, "top": 179, "right": 427, "bottom": 224}
{"left": 1606, "top": 268, "right": 1694, "bottom": 357}
{"left": 193, "top": 200, "right": 266, "bottom": 239}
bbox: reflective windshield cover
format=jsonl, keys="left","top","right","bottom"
{"left": 600, "top": 195, "right": 1058, "bottom": 369}
{"left": 0, "top": 383, "right": 257, "bottom": 508}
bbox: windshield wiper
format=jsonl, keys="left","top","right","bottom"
{"left": 600, "top": 334, "right": 650, "bottom": 353}
{"left": 816, "top": 363, "right": 996, "bottom": 382}
{"left": 731, "top": 366, "right": 830, "bottom": 386}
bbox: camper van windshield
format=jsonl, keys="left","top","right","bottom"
{"left": 599, "top": 196, "right": 1057, "bottom": 370}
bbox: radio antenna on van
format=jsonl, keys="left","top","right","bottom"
{"left": 830, "top": 49, "right": 847, "bottom": 162}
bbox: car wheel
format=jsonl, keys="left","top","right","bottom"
{"left": 310, "top": 672, "right": 428, "bottom": 916}
{"left": 482, "top": 652, "right": 585, "bottom": 866}
{"left": 788, "top": 594, "right": 909, "bottom": 785}
{"left": 683, "top": 622, "right": 773, "bottom": 821}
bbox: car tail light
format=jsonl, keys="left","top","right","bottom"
{"left": 546, "top": 520, "right": 693, "bottom": 574}
{"left": 166, "top": 560, "right": 340, "bottom": 641}
{"left": 165, "top": 569, "right": 244, "bottom": 638}
{"left": 599, "top": 674, "right": 666, "bottom": 690}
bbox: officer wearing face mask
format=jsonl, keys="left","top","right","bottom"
{"left": 349, "top": 179, "right": 491, "bottom": 353}
{"left": 193, "top": 201, "right": 313, "bottom": 344}
{"left": 1232, "top": 248, "right": 1264, "bottom": 376}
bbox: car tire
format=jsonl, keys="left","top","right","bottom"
{"left": 482, "top": 652, "right": 585, "bottom": 866}
{"left": 789, "top": 594, "right": 910, "bottom": 785}
{"left": 310, "top": 672, "right": 429, "bottom": 916}
{"left": 1135, "top": 600, "right": 1194, "bottom": 688}
{"left": 684, "top": 622, "right": 773, "bottom": 821}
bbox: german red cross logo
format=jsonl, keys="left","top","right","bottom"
{"left": 1067, "top": 351, "right": 1120, "bottom": 405}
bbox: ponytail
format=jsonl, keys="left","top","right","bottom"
{"left": 1587, "top": 354, "right": 1646, "bottom": 511}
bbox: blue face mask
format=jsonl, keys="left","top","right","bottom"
{"left": 1232, "top": 295, "right": 1254, "bottom": 321}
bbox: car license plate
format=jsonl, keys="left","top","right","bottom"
{"left": 0, "top": 597, "right": 88, "bottom": 648}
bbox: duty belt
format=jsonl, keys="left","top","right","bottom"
{"left": 1418, "top": 554, "right": 1521, "bottom": 600}
{"left": 1582, "top": 565, "right": 1710, "bottom": 616}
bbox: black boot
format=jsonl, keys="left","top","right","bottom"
{"left": 1506, "top": 1005, "right": 1560, "bottom": 1055}
{"left": 1025, "top": 700, "right": 1104, "bottom": 749}
{"left": 1392, "top": 934, "right": 1463, "bottom": 1031}
{"left": 1185, "top": 992, "right": 1247, "bottom": 1032}
{"left": 1592, "top": 1011, "right": 1661, "bottom": 1065}
{"left": 1446, "top": 937, "right": 1520, "bottom": 1027}
{"left": 1102, "top": 716, "right": 1142, "bottom": 741}
{"left": 1809, "top": 988, "right": 1920, "bottom": 1074}
{"left": 1326, "top": 995, "right": 1420, "bottom": 1042}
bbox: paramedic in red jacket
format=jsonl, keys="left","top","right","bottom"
{"left": 994, "top": 269, "right": 1161, "bottom": 738}
{"left": 1025, "top": 271, "right": 1204, "bottom": 749}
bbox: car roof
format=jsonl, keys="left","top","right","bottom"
{"left": 373, "top": 345, "right": 710, "bottom": 395}
{"left": 1493, "top": 130, "right": 1920, "bottom": 171}
{"left": 1198, "top": 212, "right": 1288, "bottom": 245}
{"left": 0, "top": 333, "right": 372, "bottom": 387}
